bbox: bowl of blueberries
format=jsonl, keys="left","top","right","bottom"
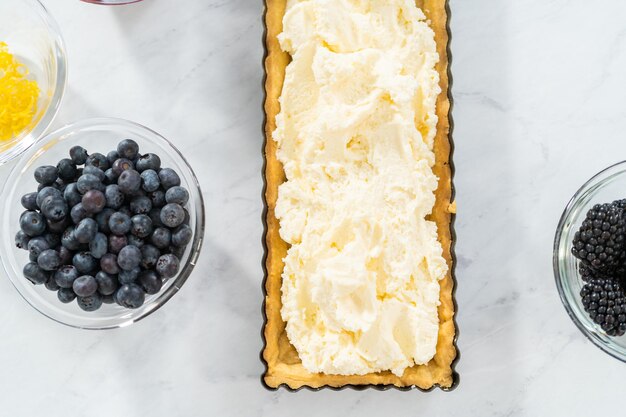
{"left": 0, "top": 118, "right": 205, "bottom": 329}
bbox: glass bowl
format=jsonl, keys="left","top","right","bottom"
{"left": 0, "top": 118, "right": 205, "bottom": 329}
{"left": 0, "top": 0, "right": 67, "bottom": 164}
{"left": 554, "top": 161, "right": 626, "bottom": 361}
{"left": 81, "top": 0, "right": 144, "bottom": 5}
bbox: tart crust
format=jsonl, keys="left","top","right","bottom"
{"left": 262, "top": 0, "right": 456, "bottom": 390}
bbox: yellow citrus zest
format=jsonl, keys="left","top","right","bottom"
{"left": 0, "top": 42, "right": 40, "bottom": 142}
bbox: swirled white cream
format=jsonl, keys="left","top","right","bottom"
{"left": 274, "top": 0, "right": 447, "bottom": 377}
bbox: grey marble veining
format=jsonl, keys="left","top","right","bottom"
{"left": 1, "top": 0, "right": 625, "bottom": 416}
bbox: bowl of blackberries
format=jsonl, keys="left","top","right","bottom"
{"left": 554, "top": 161, "right": 626, "bottom": 360}
{"left": 0, "top": 118, "right": 204, "bottom": 329}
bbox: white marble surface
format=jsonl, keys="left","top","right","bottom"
{"left": 1, "top": 0, "right": 626, "bottom": 415}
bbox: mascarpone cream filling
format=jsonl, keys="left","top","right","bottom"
{"left": 274, "top": 0, "right": 447, "bottom": 377}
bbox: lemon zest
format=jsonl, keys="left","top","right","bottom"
{"left": 0, "top": 42, "right": 40, "bottom": 142}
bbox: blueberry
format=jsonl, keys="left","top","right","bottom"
{"left": 172, "top": 224, "right": 193, "bottom": 247}
{"left": 170, "top": 245, "right": 186, "bottom": 259}
{"left": 40, "top": 196, "right": 68, "bottom": 222}
{"left": 156, "top": 254, "right": 180, "bottom": 278}
{"left": 73, "top": 275, "right": 98, "bottom": 297}
{"left": 140, "top": 169, "right": 160, "bottom": 192}
{"left": 36, "top": 186, "right": 62, "bottom": 208}
{"left": 23, "top": 262, "right": 49, "bottom": 285}
{"left": 115, "top": 284, "right": 145, "bottom": 309}
{"left": 130, "top": 196, "right": 152, "bottom": 215}
{"left": 160, "top": 203, "right": 185, "bottom": 228}
{"left": 83, "top": 165, "right": 105, "bottom": 181}
{"left": 148, "top": 207, "right": 164, "bottom": 227}
{"left": 95, "top": 208, "right": 115, "bottom": 233}
{"left": 117, "top": 170, "right": 141, "bottom": 195}
{"left": 89, "top": 233, "right": 108, "bottom": 259}
{"left": 108, "top": 235, "right": 128, "bottom": 254}
{"left": 130, "top": 214, "right": 153, "bottom": 238}
{"left": 75, "top": 218, "right": 98, "bottom": 244}
{"left": 55, "top": 264, "right": 79, "bottom": 288}
{"left": 105, "top": 184, "right": 124, "bottom": 209}
{"left": 21, "top": 192, "right": 38, "bottom": 210}
{"left": 112, "top": 158, "right": 134, "bottom": 176}
{"left": 151, "top": 227, "right": 171, "bottom": 249}
{"left": 73, "top": 252, "right": 97, "bottom": 274}
{"left": 57, "top": 158, "right": 77, "bottom": 181}
{"left": 136, "top": 153, "right": 161, "bottom": 172}
{"left": 29, "top": 251, "right": 38, "bottom": 262}
{"left": 104, "top": 168, "right": 118, "bottom": 184}
{"left": 20, "top": 211, "right": 46, "bottom": 237}
{"left": 141, "top": 244, "right": 160, "bottom": 269}
{"left": 149, "top": 190, "right": 166, "bottom": 208}
{"left": 165, "top": 186, "right": 189, "bottom": 206}
{"left": 61, "top": 226, "right": 81, "bottom": 251}
{"left": 43, "top": 233, "right": 61, "bottom": 249}
{"left": 95, "top": 271, "right": 118, "bottom": 295}
{"left": 139, "top": 270, "right": 162, "bottom": 295}
{"left": 69, "top": 146, "right": 89, "bottom": 165}
{"left": 45, "top": 275, "right": 60, "bottom": 291}
{"left": 37, "top": 249, "right": 61, "bottom": 271}
{"left": 28, "top": 236, "right": 50, "bottom": 259}
{"left": 47, "top": 217, "right": 70, "bottom": 234}
{"left": 77, "top": 174, "right": 105, "bottom": 194}
{"left": 15, "top": 230, "right": 30, "bottom": 250}
{"left": 82, "top": 190, "right": 106, "bottom": 214}
{"left": 70, "top": 203, "right": 90, "bottom": 224}
{"left": 117, "top": 139, "right": 139, "bottom": 160}
{"left": 57, "top": 288, "right": 77, "bottom": 303}
{"left": 77, "top": 293, "right": 103, "bottom": 312}
{"left": 109, "top": 212, "right": 131, "bottom": 235}
{"left": 63, "top": 183, "right": 82, "bottom": 207}
{"left": 53, "top": 178, "right": 67, "bottom": 192}
{"left": 86, "top": 152, "right": 109, "bottom": 170}
{"left": 34, "top": 165, "right": 58, "bottom": 185}
{"left": 127, "top": 234, "right": 145, "bottom": 248}
{"left": 158, "top": 168, "right": 181, "bottom": 190}
{"left": 100, "top": 253, "right": 120, "bottom": 275}
{"left": 106, "top": 150, "right": 119, "bottom": 166}
{"left": 58, "top": 246, "right": 73, "bottom": 265}
{"left": 119, "top": 267, "right": 140, "bottom": 284}
{"left": 117, "top": 245, "right": 141, "bottom": 271}
{"left": 118, "top": 206, "right": 132, "bottom": 217}
{"left": 101, "top": 294, "right": 115, "bottom": 304}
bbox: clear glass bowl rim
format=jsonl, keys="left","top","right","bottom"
{"left": 80, "top": 0, "right": 144, "bottom": 5}
{"left": 0, "top": 117, "right": 205, "bottom": 330}
{"left": 553, "top": 160, "right": 626, "bottom": 361}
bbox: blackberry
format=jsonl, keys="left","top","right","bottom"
{"left": 572, "top": 203, "right": 626, "bottom": 269}
{"left": 578, "top": 263, "right": 626, "bottom": 283}
{"left": 580, "top": 274, "right": 626, "bottom": 336}
{"left": 613, "top": 199, "right": 626, "bottom": 209}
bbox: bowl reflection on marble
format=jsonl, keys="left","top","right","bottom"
{"left": 0, "top": 118, "right": 205, "bottom": 330}
{"left": 554, "top": 161, "right": 626, "bottom": 360}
